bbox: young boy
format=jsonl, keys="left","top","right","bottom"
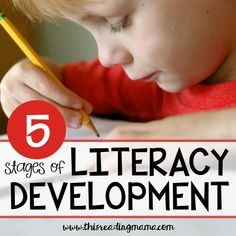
{"left": 1, "top": 0, "right": 236, "bottom": 139}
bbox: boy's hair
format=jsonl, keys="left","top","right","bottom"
{"left": 11, "top": 0, "right": 71, "bottom": 21}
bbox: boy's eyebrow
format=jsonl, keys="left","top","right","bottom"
{"left": 77, "top": 0, "right": 126, "bottom": 18}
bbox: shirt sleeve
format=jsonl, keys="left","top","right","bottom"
{"left": 62, "top": 59, "right": 163, "bottom": 121}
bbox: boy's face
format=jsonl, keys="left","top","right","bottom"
{"left": 62, "top": 0, "right": 233, "bottom": 92}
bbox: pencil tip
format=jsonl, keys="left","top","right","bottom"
{"left": 85, "top": 119, "right": 100, "bottom": 138}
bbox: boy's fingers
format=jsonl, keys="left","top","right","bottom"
{"left": 57, "top": 106, "right": 83, "bottom": 129}
{"left": 0, "top": 95, "right": 20, "bottom": 117}
{"left": 81, "top": 98, "right": 93, "bottom": 114}
{"left": 18, "top": 63, "right": 90, "bottom": 110}
{"left": 10, "top": 85, "right": 83, "bottom": 129}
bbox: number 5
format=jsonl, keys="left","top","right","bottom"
{"left": 26, "top": 115, "right": 50, "bottom": 148}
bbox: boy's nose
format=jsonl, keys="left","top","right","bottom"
{"left": 97, "top": 43, "right": 133, "bottom": 68}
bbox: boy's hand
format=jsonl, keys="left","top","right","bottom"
{"left": 106, "top": 116, "right": 192, "bottom": 139}
{"left": 106, "top": 109, "right": 236, "bottom": 139}
{"left": 0, "top": 58, "right": 93, "bottom": 129}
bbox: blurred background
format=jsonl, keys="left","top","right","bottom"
{"left": 0, "top": 0, "right": 97, "bottom": 134}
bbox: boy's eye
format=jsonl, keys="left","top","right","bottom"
{"left": 109, "top": 16, "right": 128, "bottom": 33}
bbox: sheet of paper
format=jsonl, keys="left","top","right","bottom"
{"left": 65, "top": 116, "right": 127, "bottom": 139}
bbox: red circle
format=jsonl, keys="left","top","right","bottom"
{"left": 7, "top": 100, "right": 66, "bottom": 159}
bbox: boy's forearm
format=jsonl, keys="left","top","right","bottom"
{"left": 163, "top": 108, "right": 236, "bottom": 139}
{"left": 107, "top": 108, "right": 236, "bottom": 139}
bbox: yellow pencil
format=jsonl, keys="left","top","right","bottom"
{"left": 0, "top": 10, "right": 100, "bottom": 137}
